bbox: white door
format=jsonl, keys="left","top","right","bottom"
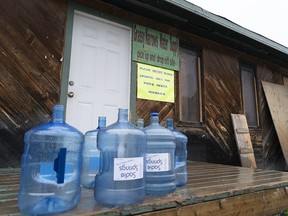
{"left": 65, "top": 11, "right": 131, "bottom": 133}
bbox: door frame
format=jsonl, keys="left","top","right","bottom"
{"left": 60, "top": 2, "right": 137, "bottom": 122}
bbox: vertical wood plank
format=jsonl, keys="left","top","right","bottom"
{"left": 231, "top": 114, "right": 257, "bottom": 168}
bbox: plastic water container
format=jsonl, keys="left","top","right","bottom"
{"left": 136, "top": 119, "right": 144, "bottom": 129}
{"left": 94, "top": 108, "right": 147, "bottom": 206}
{"left": 166, "top": 118, "right": 188, "bottom": 186}
{"left": 18, "top": 105, "right": 84, "bottom": 215}
{"left": 81, "top": 116, "right": 106, "bottom": 189}
{"left": 144, "top": 113, "right": 176, "bottom": 195}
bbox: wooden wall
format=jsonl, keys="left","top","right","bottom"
{"left": 0, "top": 0, "right": 67, "bottom": 167}
{"left": 131, "top": 12, "right": 288, "bottom": 168}
{"left": 202, "top": 44, "right": 241, "bottom": 165}
{"left": 187, "top": 40, "right": 287, "bottom": 168}
{"left": 0, "top": 0, "right": 287, "bottom": 170}
{"left": 257, "top": 63, "right": 286, "bottom": 170}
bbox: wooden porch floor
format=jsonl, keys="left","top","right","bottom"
{"left": 1, "top": 161, "right": 288, "bottom": 215}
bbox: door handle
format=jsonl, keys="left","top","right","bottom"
{"left": 68, "top": 92, "right": 74, "bottom": 98}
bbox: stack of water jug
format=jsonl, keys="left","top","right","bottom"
{"left": 18, "top": 105, "right": 188, "bottom": 215}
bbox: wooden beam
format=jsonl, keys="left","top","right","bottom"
{"left": 141, "top": 187, "right": 288, "bottom": 216}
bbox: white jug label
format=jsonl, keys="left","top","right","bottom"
{"left": 146, "top": 153, "right": 171, "bottom": 172}
{"left": 113, "top": 157, "right": 144, "bottom": 181}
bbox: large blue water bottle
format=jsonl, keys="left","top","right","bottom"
{"left": 136, "top": 119, "right": 144, "bottom": 129}
{"left": 166, "top": 118, "right": 188, "bottom": 186}
{"left": 81, "top": 116, "right": 106, "bottom": 188}
{"left": 18, "top": 105, "right": 84, "bottom": 215}
{"left": 144, "top": 113, "right": 176, "bottom": 195}
{"left": 94, "top": 108, "right": 147, "bottom": 206}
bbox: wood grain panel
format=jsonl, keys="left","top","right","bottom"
{"left": 231, "top": 114, "right": 257, "bottom": 168}
{"left": 141, "top": 188, "right": 288, "bottom": 216}
{"left": 203, "top": 44, "right": 242, "bottom": 165}
{"left": 0, "top": 0, "right": 287, "bottom": 170}
{"left": 2, "top": 162, "right": 288, "bottom": 216}
{"left": 257, "top": 64, "right": 286, "bottom": 170}
{"left": 0, "top": 0, "right": 67, "bottom": 167}
{"left": 262, "top": 82, "right": 288, "bottom": 166}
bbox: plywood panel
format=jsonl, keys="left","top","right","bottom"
{"left": 231, "top": 114, "right": 257, "bottom": 168}
{"left": 262, "top": 81, "right": 288, "bottom": 165}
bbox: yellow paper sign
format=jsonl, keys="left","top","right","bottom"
{"left": 137, "top": 63, "right": 174, "bottom": 103}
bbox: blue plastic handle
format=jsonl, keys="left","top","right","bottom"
{"left": 54, "top": 148, "right": 67, "bottom": 184}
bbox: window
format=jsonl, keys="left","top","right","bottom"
{"left": 240, "top": 63, "right": 259, "bottom": 127}
{"left": 179, "top": 43, "right": 202, "bottom": 124}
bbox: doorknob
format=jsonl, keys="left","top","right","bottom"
{"left": 67, "top": 92, "right": 74, "bottom": 98}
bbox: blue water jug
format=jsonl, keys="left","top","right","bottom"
{"left": 144, "top": 113, "right": 176, "bottom": 195}
{"left": 81, "top": 116, "right": 106, "bottom": 189}
{"left": 166, "top": 118, "right": 188, "bottom": 186}
{"left": 94, "top": 108, "right": 147, "bottom": 206}
{"left": 136, "top": 119, "right": 144, "bottom": 129}
{"left": 18, "top": 105, "right": 84, "bottom": 215}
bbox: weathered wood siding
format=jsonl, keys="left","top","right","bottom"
{"left": 199, "top": 42, "right": 287, "bottom": 168}
{"left": 257, "top": 63, "right": 286, "bottom": 170}
{"left": 197, "top": 40, "right": 287, "bottom": 168}
{"left": 0, "top": 0, "right": 67, "bottom": 167}
{"left": 0, "top": 0, "right": 287, "bottom": 169}
{"left": 134, "top": 24, "right": 287, "bottom": 169}
{"left": 202, "top": 44, "right": 241, "bottom": 165}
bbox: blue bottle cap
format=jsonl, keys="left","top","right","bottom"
{"left": 150, "top": 112, "right": 159, "bottom": 117}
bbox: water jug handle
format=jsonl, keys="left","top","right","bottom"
{"left": 54, "top": 148, "right": 67, "bottom": 184}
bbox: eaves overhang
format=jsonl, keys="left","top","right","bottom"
{"left": 101, "top": 0, "right": 288, "bottom": 68}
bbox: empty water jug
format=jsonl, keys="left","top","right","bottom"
{"left": 81, "top": 116, "right": 106, "bottom": 189}
{"left": 18, "top": 105, "right": 84, "bottom": 215}
{"left": 144, "top": 113, "right": 176, "bottom": 195}
{"left": 136, "top": 118, "right": 144, "bottom": 129}
{"left": 166, "top": 118, "right": 188, "bottom": 186}
{"left": 94, "top": 108, "right": 147, "bottom": 206}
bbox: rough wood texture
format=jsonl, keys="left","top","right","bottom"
{"left": 257, "top": 65, "right": 286, "bottom": 170}
{"left": 2, "top": 162, "right": 288, "bottom": 216}
{"left": 1, "top": 0, "right": 287, "bottom": 170}
{"left": 197, "top": 44, "right": 243, "bottom": 166}
{"left": 262, "top": 82, "right": 288, "bottom": 165}
{"left": 231, "top": 114, "right": 257, "bottom": 168}
{"left": 141, "top": 188, "right": 288, "bottom": 216}
{"left": 0, "top": 0, "right": 67, "bottom": 167}
{"left": 201, "top": 42, "right": 287, "bottom": 168}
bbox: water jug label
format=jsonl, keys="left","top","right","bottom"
{"left": 146, "top": 153, "right": 170, "bottom": 172}
{"left": 113, "top": 157, "right": 144, "bottom": 181}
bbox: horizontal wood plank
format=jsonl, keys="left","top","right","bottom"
{"left": 141, "top": 187, "right": 288, "bottom": 216}
{"left": 1, "top": 162, "right": 288, "bottom": 215}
